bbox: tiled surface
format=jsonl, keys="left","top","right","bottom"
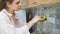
{"left": 27, "top": 5, "right": 60, "bottom": 34}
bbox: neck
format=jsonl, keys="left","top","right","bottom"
{"left": 6, "top": 9, "right": 14, "bottom": 14}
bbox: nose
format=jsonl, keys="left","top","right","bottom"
{"left": 19, "top": 3, "right": 22, "bottom": 7}
{"left": 19, "top": 3, "right": 22, "bottom": 9}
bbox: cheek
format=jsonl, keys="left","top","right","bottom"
{"left": 14, "top": 5, "right": 18, "bottom": 8}
{"left": 12, "top": 5, "right": 19, "bottom": 10}
{"left": 14, "top": 5, "right": 20, "bottom": 9}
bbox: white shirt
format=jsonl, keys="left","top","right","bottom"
{"left": 0, "top": 9, "right": 30, "bottom": 34}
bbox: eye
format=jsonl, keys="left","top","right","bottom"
{"left": 16, "top": 1, "right": 20, "bottom": 4}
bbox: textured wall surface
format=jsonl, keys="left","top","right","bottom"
{"left": 26, "top": 3, "right": 60, "bottom": 34}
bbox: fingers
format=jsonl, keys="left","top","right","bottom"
{"left": 32, "top": 15, "right": 47, "bottom": 23}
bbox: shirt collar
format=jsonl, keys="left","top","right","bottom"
{"left": 1, "top": 9, "right": 12, "bottom": 17}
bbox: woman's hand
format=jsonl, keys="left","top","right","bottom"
{"left": 31, "top": 15, "right": 47, "bottom": 23}
{"left": 27, "top": 16, "right": 40, "bottom": 29}
{"left": 27, "top": 15, "right": 47, "bottom": 29}
{"left": 31, "top": 16, "right": 40, "bottom": 23}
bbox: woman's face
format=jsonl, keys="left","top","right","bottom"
{"left": 9, "top": 0, "right": 21, "bottom": 11}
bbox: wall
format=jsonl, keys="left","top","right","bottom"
{"left": 26, "top": 3, "right": 60, "bottom": 34}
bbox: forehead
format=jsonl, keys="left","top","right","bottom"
{"left": 13, "top": 0, "right": 20, "bottom": 3}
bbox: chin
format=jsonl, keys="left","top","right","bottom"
{"left": 15, "top": 9, "right": 20, "bottom": 11}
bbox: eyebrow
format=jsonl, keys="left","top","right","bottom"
{"left": 16, "top": 1, "right": 20, "bottom": 4}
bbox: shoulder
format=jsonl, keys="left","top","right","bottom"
{"left": 0, "top": 11, "right": 8, "bottom": 24}
{"left": 0, "top": 12, "right": 5, "bottom": 20}
{"left": 0, "top": 11, "right": 8, "bottom": 19}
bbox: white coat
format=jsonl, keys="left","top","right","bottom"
{"left": 0, "top": 9, "right": 30, "bottom": 34}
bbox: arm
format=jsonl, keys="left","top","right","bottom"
{"left": 16, "top": 16, "right": 40, "bottom": 34}
{"left": 27, "top": 15, "right": 46, "bottom": 29}
{"left": 27, "top": 16, "right": 40, "bottom": 29}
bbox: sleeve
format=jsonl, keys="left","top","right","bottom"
{"left": 0, "top": 26, "right": 5, "bottom": 34}
{"left": 0, "top": 28, "right": 2, "bottom": 34}
{"left": 0, "top": 23, "right": 1, "bottom": 34}
{"left": 16, "top": 25, "right": 30, "bottom": 34}
{"left": 0, "top": 21, "right": 6, "bottom": 34}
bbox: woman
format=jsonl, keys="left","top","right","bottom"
{"left": 0, "top": 0, "right": 44, "bottom": 34}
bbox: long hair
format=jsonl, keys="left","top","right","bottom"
{"left": 0, "top": 0, "right": 14, "bottom": 11}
